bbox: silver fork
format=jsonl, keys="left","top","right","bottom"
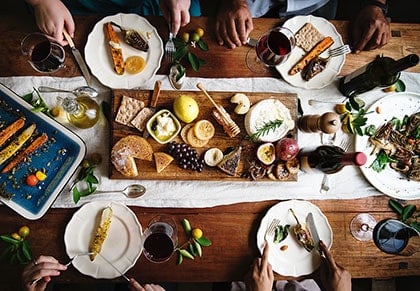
{"left": 265, "top": 218, "right": 280, "bottom": 242}
{"left": 328, "top": 44, "right": 351, "bottom": 58}
{"left": 320, "top": 138, "right": 351, "bottom": 193}
{"left": 165, "top": 24, "right": 175, "bottom": 63}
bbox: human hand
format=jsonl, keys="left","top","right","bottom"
{"left": 128, "top": 278, "right": 165, "bottom": 291}
{"left": 245, "top": 243, "right": 274, "bottom": 291}
{"left": 160, "top": 0, "right": 191, "bottom": 36}
{"left": 21, "top": 255, "right": 67, "bottom": 291}
{"left": 319, "top": 240, "right": 351, "bottom": 291}
{"left": 351, "top": 5, "right": 390, "bottom": 53}
{"left": 215, "top": 0, "right": 253, "bottom": 49}
{"left": 28, "top": 0, "right": 75, "bottom": 45}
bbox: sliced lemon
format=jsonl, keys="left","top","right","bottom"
{"left": 193, "top": 119, "right": 215, "bottom": 140}
{"left": 125, "top": 56, "right": 146, "bottom": 74}
{"left": 186, "top": 126, "right": 209, "bottom": 147}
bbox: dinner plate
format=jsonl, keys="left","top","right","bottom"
{"left": 354, "top": 92, "right": 420, "bottom": 200}
{"left": 85, "top": 13, "right": 163, "bottom": 89}
{"left": 0, "top": 83, "right": 86, "bottom": 220}
{"left": 256, "top": 200, "right": 332, "bottom": 277}
{"left": 276, "top": 15, "right": 345, "bottom": 89}
{"left": 64, "top": 201, "right": 143, "bottom": 279}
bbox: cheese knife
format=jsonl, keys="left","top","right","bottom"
{"left": 143, "top": 80, "right": 162, "bottom": 138}
{"left": 306, "top": 212, "right": 321, "bottom": 253}
{"left": 63, "top": 29, "right": 93, "bottom": 86}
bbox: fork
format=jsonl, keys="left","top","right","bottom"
{"left": 165, "top": 23, "right": 175, "bottom": 63}
{"left": 328, "top": 44, "right": 351, "bottom": 58}
{"left": 30, "top": 252, "right": 93, "bottom": 285}
{"left": 265, "top": 218, "right": 281, "bottom": 242}
{"left": 320, "top": 138, "right": 351, "bottom": 193}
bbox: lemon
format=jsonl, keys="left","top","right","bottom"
{"left": 125, "top": 56, "right": 146, "bottom": 74}
{"left": 173, "top": 95, "right": 199, "bottom": 123}
{"left": 195, "top": 28, "right": 205, "bottom": 38}
{"left": 18, "top": 226, "right": 30, "bottom": 238}
{"left": 192, "top": 228, "right": 203, "bottom": 239}
{"left": 181, "top": 32, "right": 190, "bottom": 43}
{"left": 193, "top": 120, "right": 215, "bottom": 140}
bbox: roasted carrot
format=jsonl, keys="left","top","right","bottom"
{"left": 105, "top": 22, "right": 125, "bottom": 75}
{"left": 0, "top": 124, "right": 36, "bottom": 166}
{"left": 0, "top": 118, "right": 25, "bottom": 147}
{"left": 289, "top": 36, "right": 334, "bottom": 76}
{"left": 1, "top": 133, "right": 48, "bottom": 173}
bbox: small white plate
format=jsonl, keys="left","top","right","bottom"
{"left": 256, "top": 200, "right": 333, "bottom": 277}
{"left": 85, "top": 13, "right": 163, "bottom": 89}
{"left": 276, "top": 15, "right": 345, "bottom": 89}
{"left": 354, "top": 92, "right": 420, "bottom": 200}
{"left": 64, "top": 201, "right": 143, "bottom": 279}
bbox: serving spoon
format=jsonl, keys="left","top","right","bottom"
{"left": 93, "top": 184, "right": 146, "bottom": 198}
{"left": 38, "top": 85, "right": 98, "bottom": 98}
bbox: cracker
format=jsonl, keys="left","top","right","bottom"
{"left": 115, "top": 96, "right": 145, "bottom": 127}
{"left": 295, "top": 22, "right": 324, "bottom": 52}
{"left": 130, "top": 107, "right": 154, "bottom": 132}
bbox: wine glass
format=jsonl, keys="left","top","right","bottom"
{"left": 246, "top": 26, "right": 295, "bottom": 74}
{"left": 349, "top": 213, "right": 377, "bottom": 241}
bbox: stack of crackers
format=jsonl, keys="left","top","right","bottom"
{"left": 294, "top": 22, "right": 325, "bottom": 52}
{"left": 115, "top": 95, "right": 154, "bottom": 133}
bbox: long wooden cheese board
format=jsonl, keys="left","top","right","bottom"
{"left": 110, "top": 88, "right": 298, "bottom": 181}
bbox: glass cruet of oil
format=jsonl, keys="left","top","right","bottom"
{"left": 59, "top": 95, "right": 100, "bottom": 129}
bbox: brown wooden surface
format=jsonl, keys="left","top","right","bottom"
{"left": 110, "top": 89, "right": 297, "bottom": 181}
{"left": 0, "top": 12, "right": 419, "bottom": 286}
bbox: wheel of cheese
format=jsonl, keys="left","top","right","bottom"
{"left": 111, "top": 135, "right": 153, "bottom": 177}
{"left": 244, "top": 99, "right": 295, "bottom": 142}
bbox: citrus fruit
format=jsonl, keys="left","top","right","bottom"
{"left": 334, "top": 103, "right": 348, "bottom": 114}
{"left": 11, "top": 233, "right": 21, "bottom": 240}
{"left": 204, "top": 148, "right": 224, "bottom": 167}
{"left": 125, "top": 56, "right": 146, "bottom": 74}
{"left": 173, "top": 95, "right": 199, "bottom": 123}
{"left": 18, "top": 226, "right": 30, "bottom": 238}
{"left": 190, "top": 32, "right": 200, "bottom": 42}
{"left": 195, "top": 28, "right": 205, "bottom": 38}
{"left": 181, "top": 32, "right": 190, "bottom": 43}
{"left": 193, "top": 120, "right": 215, "bottom": 140}
{"left": 186, "top": 126, "right": 209, "bottom": 147}
{"left": 35, "top": 170, "right": 47, "bottom": 181}
{"left": 257, "top": 143, "right": 276, "bottom": 165}
{"left": 192, "top": 228, "right": 203, "bottom": 239}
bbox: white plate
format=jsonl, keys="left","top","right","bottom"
{"left": 64, "top": 201, "right": 143, "bottom": 279}
{"left": 256, "top": 200, "right": 332, "bottom": 277}
{"left": 354, "top": 92, "right": 420, "bottom": 200}
{"left": 85, "top": 13, "right": 163, "bottom": 89}
{"left": 276, "top": 15, "right": 345, "bottom": 89}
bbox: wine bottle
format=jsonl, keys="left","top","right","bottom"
{"left": 299, "top": 145, "right": 367, "bottom": 174}
{"left": 61, "top": 96, "right": 100, "bottom": 129}
{"left": 339, "top": 54, "right": 419, "bottom": 97}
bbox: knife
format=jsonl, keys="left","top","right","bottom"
{"left": 98, "top": 253, "right": 130, "bottom": 282}
{"left": 63, "top": 29, "right": 93, "bottom": 86}
{"left": 143, "top": 80, "right": 162, "bottom": 138}
{"left": 306, "top": 212, "right": 321, "bottom": 254}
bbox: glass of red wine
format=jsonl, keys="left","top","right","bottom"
{"left": 246, "top": 26, "right": 295, "bottom": 73}
{"left": 21, "top": 32, "right": 65, "bottom": 73}
{"left": 142, "top": 215, "right": 178, "bottom": 263}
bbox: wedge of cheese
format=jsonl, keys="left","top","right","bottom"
{"left": 89, "top": 207, "right": 113, "bottom": 261}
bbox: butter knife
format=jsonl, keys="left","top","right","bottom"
{"left": 63, "top": 29, "right": 93, "bottom": 86}
{"left": 143, "top": 80, "right": 162, "bottom": 138}
{"left": 98, "top": 253, "right": 130, "bottom": 282}
{"left": 306, "top": 212, "right": 321, "bottom": 253}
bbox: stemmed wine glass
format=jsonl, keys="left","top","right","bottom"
{"left": 349, "top": 213, "right": 377, "bottom": 242}
{"left": 246, "top": 26, "right": 295, "bottom": 73}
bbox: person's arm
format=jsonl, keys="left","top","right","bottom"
{"left": 351, "top": 0, "right": 390, "bottom": 53}
{"left": 215, "top": 0, "right": 253, "bottom": 49}
{"left": 128, "top": 278, "right": 165, "bottom": 291}
{"left": 21, "top": 255, "right": 67, "bottom": 291}
{"left": 319, "top": 240, "right": 352, "bottom": 291}
{"left": 159, "top": 0, "right": 191, "bottom": 36}
{"left": 244, "top": 243, "right": 274, "bottom": 291}
{"left": 25, "top": 0, "right": 75, "bottom": 45}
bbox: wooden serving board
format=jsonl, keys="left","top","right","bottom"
{"left": 110, "top": 89, "right": 298, "bottom": 181}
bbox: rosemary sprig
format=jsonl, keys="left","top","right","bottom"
{"left": 247, "top": 119, "right": 283, "bottom": 141}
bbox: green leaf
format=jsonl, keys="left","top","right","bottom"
{"left": 181, "top": 218, "right": 192, "bottom": 235}
{"left": 188, "top": 52, "right": 200, "bottom": 71}
{"left": 0, "top": 235, "right": 20, "bottom": 245}
{"left": 174, "top": 45, "right": 188, "bottom": 62}
{"left": 0, "top": 245, "right": 14, "bottom": 261}
{"left": 179, "top": 249, "right": 194, "bottom": 260}
{"left": 370, "top": 150, "right": 390, "bottom": 172}
{"left": 176, "top": 251, "right": 183, "bottom": 265}
{"left": 193, "top": 240, "right": 202, "bottom": 257}
{"left": 196, "top": 237, "right": 212, "bottom": 247}
{"left": 394, "top": 79, "right": 406, "bottom": 92}
{"left": 197, "top": 39, "right": 209, "bottom": 51}
{"left": 73, "top": 187, "right": 81, "bottom": 204}
{"left": 388, "top": 199, "right": 403, "bottom": 215}
{"left": 188, "top": 243, "right": 196, "bottom": 256}
{"left": 86, "top": 174, "right": 99, "bottom": 184}
{"left": 21, "top": 240, "right": 33, "bottom": 261}
{"left": 21, "top": 92, "right": 33, "bottom": 102}
{"left": 409, "top": 221, "right": 420, "bottom": 233}
{"left": 402, "top": 204, "right": 416, "bottom": 221}
{"left": 364, "top": 125, "right": 376, "bottom": 136}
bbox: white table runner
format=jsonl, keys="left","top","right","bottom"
{"left": 1, "top": 72, "right": 419, "bottom": 209}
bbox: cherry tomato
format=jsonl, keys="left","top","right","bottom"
{"left": 26, "top": 174, "right": 39, "bottom": 187}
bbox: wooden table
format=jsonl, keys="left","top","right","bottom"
{"left": 0, "top": 13, "right": 419, "bottom": 287}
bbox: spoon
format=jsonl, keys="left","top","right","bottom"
{"left": 38, "top": 86, "right": 98, "bottom": 98}
{"left": 93, "top": 184, "right": 146, "bottom": 198}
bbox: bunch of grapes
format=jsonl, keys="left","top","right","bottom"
{"left": 166, "top": 142, "right": 205, "bottom": 172}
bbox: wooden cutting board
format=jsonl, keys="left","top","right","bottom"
{"left": 110, "top": 88, "right": 298, "bottom": 181}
